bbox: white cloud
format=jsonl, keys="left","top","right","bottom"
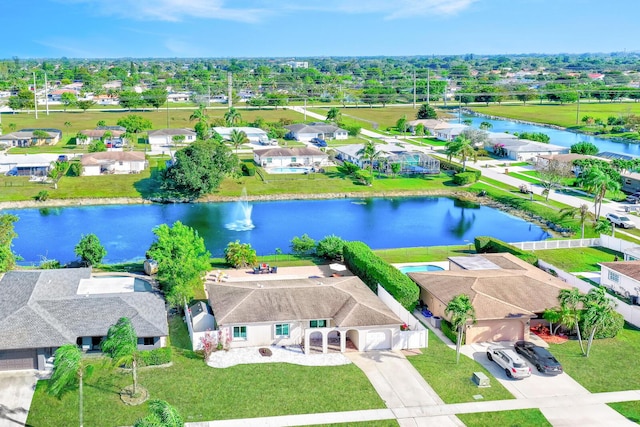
{"left": 60, "top": 0, "right": 267, "bottom": 23}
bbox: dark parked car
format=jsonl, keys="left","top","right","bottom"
{"left": 514, "top": 341, "right": 563, "bottom": 375}
{"left": 310, "top": 137, "right": 327, "bottom": 147}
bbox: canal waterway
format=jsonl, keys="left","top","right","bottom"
{"left": 7, "top": 197, "right": 550, "bottom": 265}
{"left": 457, "top": 113, "right": 640, "bottom": 157}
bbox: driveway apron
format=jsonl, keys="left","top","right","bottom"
{"left": 0, "top": 371, "right": 38, "bottom": 427}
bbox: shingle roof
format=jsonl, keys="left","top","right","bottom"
{"left": 600, "top": 261, "right": 640, "bottom": 279}
{"left": 409, "top": 253, "right": 571, "bottom": 320}
{"left": 207, "top": 276, "right": 402, "bottom": 328}
{"left": 81, "top": 151, "right": 146, "bottom": 166}
{"left": 0, "top": 269, "right": 168, "bottom": 350}
{"left": 285, "top": 123, "right": 347, "bottom": 134}
{"left": 148, "top": 128, "right": 195, "bottom": 137}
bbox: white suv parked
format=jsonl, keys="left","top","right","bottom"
{"left": 606, "top": 213, "right": 636, "bottom": 229}
{"left": 487, "top": 346, "right": 531, "bottom": 379}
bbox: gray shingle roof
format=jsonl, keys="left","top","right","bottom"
{"left": 0, "top": 269, "right": 168, "bottom": 350}
{"left": 285, "top": 123, "right": 347, "bottom": 134}
{"left": 207, "top": 276, "right": 402, "bottom": 328}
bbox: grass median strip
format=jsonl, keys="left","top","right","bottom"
{"left": 457, "top": 409, "right": 552, "bottom": 427}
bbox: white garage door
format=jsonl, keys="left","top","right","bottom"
{"left": 0, "top": 349, "right": 37, "bottom": 371}
{"left": 365, "top": 331, "right": 390, "bottom": 351}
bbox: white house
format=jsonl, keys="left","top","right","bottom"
{"left": 431, "top": 123, "right": 469, "bottom": 141}
{"left": 284, "top": 123, "right": 348, "bottom": 142}
{"left": 78, "top": 129, "right": 126, "bottom": 144}
{"left": 148, "top": 128, "right": 197, "bottom": 155}
{"left": 0, "top": 129, "right": 61, "bottom": 147}
{"left": 488, "top": 138, "right": 568, "bottom": 161}
{"left": 253, "top": 147, "right": 329, "bottom": 168}
{"left": 81, "top": 151, "right": 147, "bottom": 176}
{"left": 0, "top": 153, "right": 60, "bottom": 176}
{"left": 206, "top": 276, "right": 403, "bottom": 354}
{"left": 213, "top": 126, "right": 269, "bottom": 144}
{"left": 167, "top": 92, "right": 191, "bottom": 103}
{"left": 599, "top": 261, "right": 640, "bottom": 303}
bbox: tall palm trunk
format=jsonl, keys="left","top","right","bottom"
{"left": 586, "top": 326, "right": 598, "bottom": 357}
{"left": 456, "top": 325, "right": 463, "bottom": 363}
{"left": 574, "top": 313, "right": 586, "bottom": 355}
{"left": 132, "top": 357, "right": 138, "bottom": 395}
{"left": 79, "top": 370, "right": 84, "bottom": 427}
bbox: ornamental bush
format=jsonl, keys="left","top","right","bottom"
{"left": 138, "top": 347, "right": 172, "bottom": 366}
{"left": 452, "top": 172, "right": 478, "bottom": 185}
{"left": 343, "top": 241, "right": 419, "bottom": 311}
{"left": 474, "top": 236, "right": 538, "bottom": 265}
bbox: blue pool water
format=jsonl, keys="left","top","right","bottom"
{"left": 399, "top": 265, "right": 445, "bottom": 274}
{"left": 267, "top": 167, "right": 311, "bottom": 174}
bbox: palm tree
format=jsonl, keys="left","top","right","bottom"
{"left": 224, "top": 107, "right": 242, "bottom": 126}
{"left": 64, "top": 121, "right": 72, "bottom": 130}
{"left": 48, "top": 344, "right": 93, "bottom": 427}
{"left": 560, "top": 204, "right": 593, "bottom": 239}
{"left": 229, "top": 129, "right": 249, "bottom": 154}
{"left": 445, "top": 136, "right": 477, "bottom": 172}
{"left": 558, "top": 288, "right": 586, "bottom": 355}
{"left": 479, "top": 121, "right": 493, "bottom": 130}
{"left": 326, "top": 107, "right": 342, "bottom": 124}
{"left": 101, "top": 317, "right": 140, "bottom": 396}
{"left": 445, "top": 294, "right": 476, "bottom": 363}
{"left": 356, "top": 140, "right": 379, "bottom": 181}
{"left": 189, "top": 106, "right": 209, "bottom": 124}
{"left": 579, "top": 166, "right": 620, "bottom": 220}
{"left": 582, "top": 287, "right": 616, "bottom": 357}
{"left": 134, "top": 399, "right": 184, "bottom": 427}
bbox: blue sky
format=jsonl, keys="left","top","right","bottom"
{"left": 4, "top": 0, "right": 639, "bottom": 58}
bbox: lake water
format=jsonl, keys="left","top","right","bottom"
{"left": 6, "top": 197, "right": 550, "bottom": 265}
{"left": 457, "top": 114, "right": 640, "bottom": 157}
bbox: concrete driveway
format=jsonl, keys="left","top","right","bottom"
{"left": 462, "top": 342, "right": 635, "bottom": 426}
{"left": 0, "top": 371, "right": 38, "bottom": 426}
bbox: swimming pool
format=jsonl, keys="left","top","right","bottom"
{"left": 267, "top": 167, "right": 311, "bottom": 174}
{"left": 398, "top": 265, "right": 444, "bottom": 274}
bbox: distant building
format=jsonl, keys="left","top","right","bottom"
{"left": 213, "top": 126, "right": 269, "bottom": 144}
{"left": 147, "top": 128, "right": 197, "bottom": 154}
{"left": 81, "top": 151, "right": 147, "bottom": 176}
{"left": 284, "top": 123, "right": 348, "bottom": 142}
{"left": 253, "top": 147, "right": 329, "bottom": 168}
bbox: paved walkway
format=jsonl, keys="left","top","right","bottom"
{"left": 0, "top": 371, "right": 38, "bottom": 427}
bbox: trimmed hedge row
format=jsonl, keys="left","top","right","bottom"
{"left": 439, "top": 158, "right": 482, "bottom": 180}
{"left": 241, "top": 162, "right": 256, "bottom": 176}
{"left": 441, "top": 319, "right": 463, "bottom": 345}
{"left": 138, "top": 346, "right": 172, "bottom": 367}
{"left": 452, "top": 171, "right": 479, "bottom": 185}
{"left": 343, "top": 241, "right": 419, "bottom": 311}
{"left": 474, "top": 236, "right": 538, "bottom": 265}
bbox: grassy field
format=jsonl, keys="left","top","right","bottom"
{"left": 375, "top": 245, "right": 471, "bottom": 263}
{"left": 310, "top": 106, "right": 425, "bottom": 131}
{"left": 471, "top": 103, "right": 640, "bottom": 129}
{"left": 407, "top": 332, "right": 514, "bottom": 404}
{"left": 533, "top": 246, "right": 621, "bottom": 272}
{"left": 27, "top": 316, "right": 385, "bottom": 427}
{"left": 457, "top": 409, "right": 552, "bottom": 427}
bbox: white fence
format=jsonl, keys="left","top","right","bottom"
{"left": 183, "top": 303, "right": 209, "bottom": 351}
{"left": 377, "top": 286, "right": 428, "bottom": 349}
{"left": 510, "top": 238, "right": 600, "bottom": 251}
{"left": 599, "top": 234, "right": 639, "bottom": 253}
{"left": 537, "top": 259, "right": 640, "bottom": 328}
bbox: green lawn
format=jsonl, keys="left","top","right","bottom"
{"left": 608, "top": 401, "right": 640, "bottom": 424}
{"left": 375, "top": 245, "right": 471, "bottom": 263}
{"left": 27, "top": 316, "right": 385, "bottom": 427}
{"left": 310, "top": 106, "right": 424, "bottom": 131}
{"left": 317, "top": 422, "right": 399, "bottom": 427}
{"left": 408, "top": 332, "right": 514, "bottom": 404}
{"left": 471, "top": 103, "right": 640, "bottom": 129}
{"left": 550, "top": 324, "right": 640, "bottom": 393}
{"left": 534, "top": 246, "right": 621, "bottom": 272}
{"left": 457, "top": 409, "right": 552, "bottom": 427}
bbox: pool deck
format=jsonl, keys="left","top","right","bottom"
{"left": 391, "top": 261, "right": 450, "bottom": 270}
{"left": 212, "top": 265, "right": 355, "bottom": 282}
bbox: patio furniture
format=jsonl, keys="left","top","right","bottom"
{"left": 270, "top": 266, "right": 278, "bottom": 274}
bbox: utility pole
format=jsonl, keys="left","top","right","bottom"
{"left": 412, "top": 69, "right": 416, "bottom": 109}
{"left": 44, "top": 73, "right": 49, "bottom": 115}
{"left": 304, "top": 99, "right": 307, "bottom": 121}
{"left": 33, "top": 72, "right": 38, "bottom": 119}
{"left": 227, "top": 72, "right": 233, "bottom": 109}
{"left": 576, "top": 93, "right": 580, "bottom": 125}
{"left": 443, "top": 80, "right": 447, "bottom": 108}
{"left": 458, "top": 95, "right": 462, "bottom": 123}
{"left": 426, "top": 68, "right": 430, "bottom": 105}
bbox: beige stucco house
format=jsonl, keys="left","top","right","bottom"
{"left": 253, "top": 146, "right": 329, "bottom": 168}
{"left": 206, "top": 276, "right": 403, "bottom": 354}
{"left": 81, "top": 151, "right": 147, "bottom": 176}
{"left": 409, "top": 253, "right": 571, "bottom": 343}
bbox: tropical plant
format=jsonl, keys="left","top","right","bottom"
{"left": 229, "top": 129, "right": 249, "bottom": 154}
{"left": 290, "top": 234, "right": 317, "bottom": 256}
{"left": 101, "top": 317, "right": 140, "bottom": 396}
{"left": 224, "top": 107, "right": 242, "bottom": 126}
{"left": 479, "top": 121, "right": 493, "bottom": 130}
{"left": 224, "top": 240, "right": 258, "bottom": 268}
{"left": 134, "top": 399, "right": 184, "bottom": 427}
{"left": 47, "top": 344, "right": 94, "bottom": 427}
{"left": 535, "top": 159, "right": 572, "bottom": 201}
{"left": 571, "top": 141, "right": 599, "bottom": 155}
{"left": 188, "top": 106, "right": 209, "bottom": 124}
{"left": 356, "top": 140, "right": 379, "bottom": 181}
{"left": 395, "top": 115, "right": 408, "bottom": 133}
{"left": 558, "top": 288, "right": 586, "bottom": 355}
{"left": 74, "top": 233, "right": 106, "bottom": 266}
{"left": 582, "top": 287, "right": 617, "bottom": 357}
{"left": 316, "top": 234, "right": 345, "bottom": 260}
{"left": 445, "top": 135, "right": 476, "bottom": 172}
{"left": 579, "top": 166, "right": 620, "bottom": 219}
{"left": 326, "top": 107, "right": 342, "bottom": 123}
{"left": 0, "top": 214, "right": 19, "bottom": 272}
{"left": 445, "top": 294, "right": 476, "bottom": 363}
{"left": 416, "top": 103, "right": 437, "bottom": 120}
{"left": 560, "top": 204, "right": 592, "bottom": 239}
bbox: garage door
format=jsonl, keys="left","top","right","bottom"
{"left": 364, "top": 331, "right": 390, "bottom": 351}
{"left": 0, "top": 349, "right": 37, "bottom": 371}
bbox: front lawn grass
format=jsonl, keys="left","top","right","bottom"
{"left": 27, "top": 316, "right": 384, "bottom": 427}
{"left": 317, "top": 421, "right": 399, "bottom": 427}
{"left": 550, "top": 323, "right": 640, "bottom": 393}
{"left": 375, "top": 245, "right": 471, "bottom": 263}
{"left": 534, "top": 246, "right": 621, "bottom": 272}
{"left": 408, "top": 332, "right": 514, "bottom": 403}
{"left": 457, "top": 409, "right": 552, "bottom": 427}
{"left": 608, "top": 401, "right": 640, "bottom": 423}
